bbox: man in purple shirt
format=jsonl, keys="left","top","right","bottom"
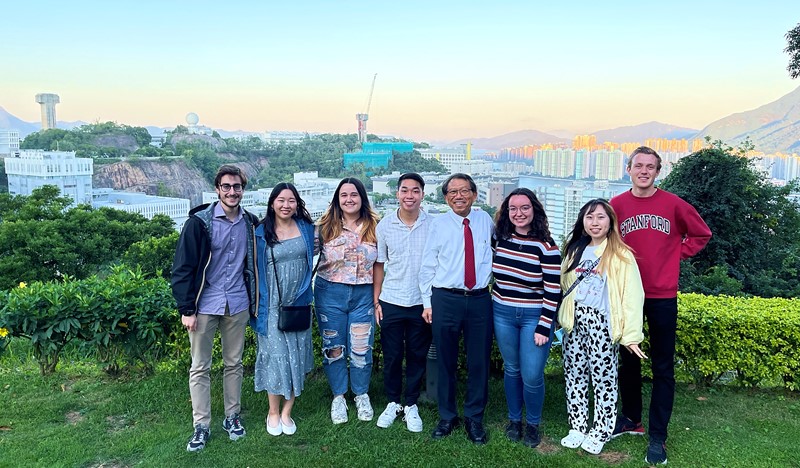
{"left": 172, "top": 165, "right": 259, "bottom": 452}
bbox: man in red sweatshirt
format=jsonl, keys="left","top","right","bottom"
{"left": 609, "top": 146, "right": 711, "bottom": 465}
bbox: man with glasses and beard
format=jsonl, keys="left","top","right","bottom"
{"left": 172, "top": 165, "right": 259, "bottom": 452}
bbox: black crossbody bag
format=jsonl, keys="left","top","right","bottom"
{"left": 271, "top": 246, "right": 313, "bottom": 332}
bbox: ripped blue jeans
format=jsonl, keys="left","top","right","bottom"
{"left": 314, "top": 277, "right": 375, "bottom": 396}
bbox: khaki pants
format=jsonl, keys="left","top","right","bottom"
{"left": 188, "top": 309, "right": 249, "bottom": 427}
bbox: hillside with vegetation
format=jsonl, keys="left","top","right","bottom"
{"left": 9, "top": 123, "right": 446, "bottom": 202}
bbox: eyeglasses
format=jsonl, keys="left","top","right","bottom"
{"left": 446, "top": 188, "right": 473, "bottom": 197}
{"left": 508, "top": 205, "right": 532, "bottom": 213}
{"left": 219, "top": 183, "right": 243, "bottom": 192}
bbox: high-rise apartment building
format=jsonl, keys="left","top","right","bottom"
{"left": 0, "top": 129, "right": 20, "bottom": 157}
{"left": 35, "top": 93, "right": 60, "bottom": 130}
{"left": 4, "top": 150, "right": 93, "bottom": 206}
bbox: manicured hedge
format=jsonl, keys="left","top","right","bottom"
{"left": 3, "top": 276, "right": 798, "bottom": 391}
{"left": 676, "top": 293, "right": 800, "bottom": 390}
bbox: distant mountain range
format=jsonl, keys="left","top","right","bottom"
{"left": 445, "top": 122, "right": 700, "bottom": 151}
{"left": 449, "top": 129, "right": 571, "bottom": 150}
{"left": 3, "top": 86, "right": 800, "bottom": 152}
{"left": 592, "top": 122, "right": 697, "bottom": 143}
{"left": 695, "top": 86, "right": 800, "bottom": 154}
{"left": 0, "top": 107, "right": 86, "bottom": 136}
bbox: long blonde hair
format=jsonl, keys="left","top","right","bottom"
{"left": 317, "top": 177, "right": 378, "bottom": 244}
{"left": 562, "top": 199, "right": 633, "bottom": 274}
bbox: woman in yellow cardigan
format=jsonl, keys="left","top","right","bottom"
{"left": 558, "top": 199, "right": 646, "bottom": 455}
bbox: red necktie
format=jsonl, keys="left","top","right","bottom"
{"left": 463, "top": 218, "right": 476, "bottom": 289}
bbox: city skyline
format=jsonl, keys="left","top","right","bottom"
{"left": 2, "top": 1, "right": 798, "bottom": 142}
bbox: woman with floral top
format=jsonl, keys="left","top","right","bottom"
{"left": 314, "top": 177, "right": 380, "bottom": 425}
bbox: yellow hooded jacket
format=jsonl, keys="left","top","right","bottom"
{"left": 558, "top": 239, "right": 645, "bottom": 346}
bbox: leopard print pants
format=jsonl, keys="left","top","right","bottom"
{"left": 563, "top": 304, "right": 619, "bottom": 442}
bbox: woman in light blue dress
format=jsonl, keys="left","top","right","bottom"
{"left": 252, "top": 183, "right": 316, "bottom": 436}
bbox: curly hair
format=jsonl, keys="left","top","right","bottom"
{"left": 494, "top": 188, "right": 554, "bottom": 245}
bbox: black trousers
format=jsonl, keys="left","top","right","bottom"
{"left": 431, "top": 288, "right": 493, "bottom": 423}
{"left": 379, "top": 300, "right": 432, "bottom": 406}
{"left": 619, "top": 297, "right": 677, "bottom": 443}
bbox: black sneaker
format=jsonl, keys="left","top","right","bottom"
{"left": 187, "top": 424, "right": 210, "bottom": 452}
{"left": 611, "top": 415, "right": 644, "bottom": 439}
{"left": 523, "top": 424, "right": 541, "bottom": 448}
{"left": 645, "top": 440, "right": 668, "bottom": 465}
{"left": 222, "top": 413, "right": 246, "bottom": 441}
{"left": 505, "top": 421, "right": 522, "bottom": 442}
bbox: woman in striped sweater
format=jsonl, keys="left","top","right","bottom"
{"left": 491, "top": 188, "right": 562, "bottom": 448}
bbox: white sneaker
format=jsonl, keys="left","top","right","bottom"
{"left": 354, "top": 394, "right": 374, "bottom": 421}
{"left": 403, "top": 404, "right": 423, "bottom": 433}
{"left": 331, "top": 395, "right": 348, "bottom": 424}
{"left": 561, "top": 429, "right": 587, "bottom": 448}
{"left": 377, "top": 402, "right": 402, "bottom": 428}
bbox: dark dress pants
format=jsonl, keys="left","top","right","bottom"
{"left": 379, "top": 300, "right": 432, "bottom": 406}
{"left": 431, "top": 288, "right": 493, "bottom": 423}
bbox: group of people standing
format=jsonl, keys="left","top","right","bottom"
{"left": 171, "top": 145, "right": 710, "bottom": 466}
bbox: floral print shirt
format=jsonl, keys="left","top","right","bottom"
{"left": 316, "top": 223, "right": 377, "bottom": 285}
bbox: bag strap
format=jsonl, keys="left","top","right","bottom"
{"left": 269, "top": 246, "right": 285, "bottom": 307}
{"left": 562, "top": 256, "right": 601, "bottom": 299}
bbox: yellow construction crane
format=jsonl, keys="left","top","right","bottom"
{"left": 356, "top": 73, "right": 377, "bottom": 143}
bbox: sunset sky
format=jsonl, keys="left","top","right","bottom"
{"left": 2, "top": 1, "right": 798, "bottom": 142}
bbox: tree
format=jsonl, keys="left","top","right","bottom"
{"left": 659, "top": 139, "right": 800, "bottom": 297}
{"left": 0, "top": 187, "right": 176, "bottom": 290}
{"left": 786, "top": 22, "right": 800, "bottom": 79}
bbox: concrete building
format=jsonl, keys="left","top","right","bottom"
{"left": 262, "top": 131, "right": 318, "bottom": 144}
{"left": 418, "top": 146, "right": 470, "bottom": 171}
{"left": 450, "top": 159, "right": 493, "bottom": 175}
{"left": 488, "top": 181, "right": 517, "bottom": 209}
{"left": 0, "top": 129, "right": 20, "bottom": 157}
{"left": 35, "top": 93, "right": 60, "bottom": 130}
{"left": 4, "top": 150, "right": 93, "bottom": 206}
{"left": 519, "top": 176, "right": 627, "bottom": 242}
{"left": 92, "top": 188, "right": 190, "bottom": 230}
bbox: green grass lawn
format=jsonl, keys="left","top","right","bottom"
{"left": 0, "top": 343, "right": 798, "bottom": 468}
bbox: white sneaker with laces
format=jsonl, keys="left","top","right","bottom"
{"left": 561, "top": 429, "right": 587, "bottom": 448}
{"left": 403, "top": 404, "right": 423, "bottom": 433}
{"left": 354, "top": 394, "right": 374, "bottom": 421}
{"left": 377, "top": 402, "right": 402, "bottom": 428}
{"left": 331, "top": 395, "right": 348, "bottom": 424}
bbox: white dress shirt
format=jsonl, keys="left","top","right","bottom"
{"left": 419, "top": 208, "right": 494, "bottom": 308}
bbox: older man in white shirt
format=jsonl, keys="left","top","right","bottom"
{"left": 420, "top": 173, "right": 494, "bottom": 445}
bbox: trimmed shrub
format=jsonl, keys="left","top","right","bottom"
{"left": 676, "top": 293, "right": 800, "bottom": 390}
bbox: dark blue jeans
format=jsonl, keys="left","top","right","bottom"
{"left": 493, "top": 301, "right": 552, "bottom": 426}
{"left": 619, "top": 297, "right": 677, "bottom": 443}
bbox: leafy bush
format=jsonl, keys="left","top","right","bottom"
{"left": 0, "top": 267, "right": 178, "bottom": 375}
{"left": 676, "top": 293, "right": 800, "bottom": 390}
{"left": 122, "top": 231, "right": 179, "bottom": 279}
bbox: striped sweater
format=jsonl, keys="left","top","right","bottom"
{"left": 492, "top": 234, "right": 562, "bottom": 336}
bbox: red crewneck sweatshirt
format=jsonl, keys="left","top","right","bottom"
{"left": 610, "top": 188, "right": 711, "bottom": 298}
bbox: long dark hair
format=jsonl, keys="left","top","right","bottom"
{"left": 494, "top": 188, "right": 554, "bottom": 245}
{"left": 261, "top": 183, "right": 313, "bottom": 246}
{"left": 562, "top": 198, "right": 632, "bottom": 274}
{"left": 317, "top": 177, "right": 378, "bottom": 244}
